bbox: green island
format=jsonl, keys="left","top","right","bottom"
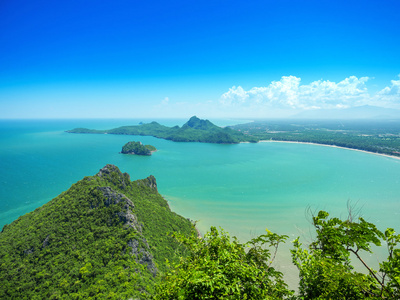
{"left": 68, "top": 117, "right": 400, "bottom": 157}
{"left": 121, "top": 141, "right": 156, "bottom": 155}
{"left": 67, "top": 116, "right": 259, "bottom": 144}
{"left": 231, "top": 119, "right": 400, "bottom": 157}
{"left": 1, "top": 165, "right": 400, "bottom": 299}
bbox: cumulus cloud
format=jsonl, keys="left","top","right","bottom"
{"left": 220, "top": 75, "right": 371, "bottom": 110}
{"left": 220, "top": 86, "right": 249, "bottom": 105}
{"left": 377, "top": 75, "right": 400, "bottom": 104}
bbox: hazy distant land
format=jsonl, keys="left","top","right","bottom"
{"left": 68, "top": 114, "right": 400, "bottom": 158}
{"left": 231, "top": 118, "right": 400, "bottom": 157}
{"left": 67, "top": 116, "right": 259, "bottom": 144}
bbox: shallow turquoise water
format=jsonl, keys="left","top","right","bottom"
{"left": 1, "top": 119, "right": 400, "bottom": 283}
{"left": 1, "top": 119, "right": 400, "bottom": 237}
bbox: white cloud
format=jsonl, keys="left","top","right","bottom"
{"left": 220, "top": 86, "right": 249, "bottom": 105}
{"left": 145, "top": 76, "right": 400, "bottom": 119}
{"left": 220, "top": 75, "right": 371, "bottom": 111}
{"left": 377, "top": 75, "right": 400, "bottom": 102}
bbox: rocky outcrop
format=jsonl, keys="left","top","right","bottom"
{"left": 136, "top": 175, "right": 158, "bottom": 192}
{"left": 127, "top": 239, "right": 158, "bottom": 276}
{"left": 96, "top": 164, "right": 131, "bottom": 190}
{"left": 96, "top": 186, "right": 141, "bottom": 232}
{"left": 94, "top": 182, "right": 157, "bottom": 275}
{"left": 95, "top": 185, "right": 157, "bottom": 274}
{"left": 24, "top": 247, "right": 34, "bottom": 255}
{"left": 42, "top": 235, "right": 50, "bottom": 248}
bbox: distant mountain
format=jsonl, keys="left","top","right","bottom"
{"left": 0, "top": 165, "right": 194, "bottom": 299}
{"left": 67, "top": 116, "right": 259, "bottom": 144}
{"left": 293, "top": 105, "right": 400, "bottom": 119}
{"left": 182, "top": 116, "right": 217, "bottom": 130}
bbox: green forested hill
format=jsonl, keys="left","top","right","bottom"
{"left": 121, "top": 141, "right": 156, "bottom": 155}
{"left": 0, "top": 165, "right": 194, "bottom": 299}
{"left": 67, "top": 116, "right": 259, "bottom": 144}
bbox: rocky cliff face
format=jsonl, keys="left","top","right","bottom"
{"left": 96, "top": 164, "right": 131, "bottom": 190}
{"left": 95, "top": 186, "right": 141, "bottom": 231}
{"left": 137, "top": 175, "right": 158, "bottom": 192}
{"left": 95, "top": 185, "right": 158, "bottom": 275}
{"left": 97, "top": 164, "right": 158, "bottom": 192}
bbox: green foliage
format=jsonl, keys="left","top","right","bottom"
{"left": 2, "top": 164, "right": 400, "bottom": 300}
{"left": 292, "top": 238, "right": 375, "bottom": 299}
{"left": 145, "top": 144, "right": 157, "bottom": 152}
{"left": 67, "top": 116, "right": 259, "bottom": 144}
{"left": 291, "top": 210, "right": 400, "bottom": 299}
{"left": 0, "top": 165, "right": 194, "bottom": 299}
{"left": 121, "top": 141, "right": 156, "bottom": 155}
{"left": 155, "top": 227, "right": 294, "bottom": 299}
{"left": 154, "top": 209, "right": 400, "bottom": 299}
{"left": 380, "top": 228, "right": 400, "bottom": 297}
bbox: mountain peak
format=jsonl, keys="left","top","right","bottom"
{"left": 96, "top": 164, "right": 158, "bottom": 192}
{"left": 97, "top": 164, "right": 124, "bottom": 177}
{"left": 183, "top": 116, "right": 218, "bottom": 130}
{"left": 96, "top": 164, "right": 131, "bottom": 190}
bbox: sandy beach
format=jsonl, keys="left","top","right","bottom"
{"left": 259, "top": 140, "right": 400, "bottom": 161}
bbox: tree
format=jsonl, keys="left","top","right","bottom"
{"left": 291, "top": 210, "right": 400, "bottom": 299}
{"left": 155, "top": 209, "right": 400, "bottom": 299}
{"left": 155, "top": 227, "right": 294, "bottom": 299}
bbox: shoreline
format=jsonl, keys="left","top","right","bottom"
{"left": 259, "top": 140, "right": 400, "bottom": 161}
{"left": 163, "top": 196, "right": 202, "bottom": 238}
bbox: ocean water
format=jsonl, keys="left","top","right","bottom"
{"left": 1, "top": 118, "right": 400, "bottom": 284}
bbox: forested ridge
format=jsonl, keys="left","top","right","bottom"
{"left": 69, "top": 117, "right": 400, "bottom": 156}
{"left": 67, "top": 116, "right": 259, "bottom": 144}
{"left": 0, "top": 165, "right": 194, "bottom": 299}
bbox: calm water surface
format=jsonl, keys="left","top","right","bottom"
{"left": 1, "top": 119, "right": 399, "bottom": 284}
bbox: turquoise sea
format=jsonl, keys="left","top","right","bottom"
{"left": 1, "top": 118, "right": 400, "bottom": 283}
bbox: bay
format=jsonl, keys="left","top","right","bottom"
{"left": 1, "top": 118, "right": 400, "bottom": 285}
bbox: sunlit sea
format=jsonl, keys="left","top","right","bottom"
{"left": 1, "top": 118, "right": 400, "bottom": 285}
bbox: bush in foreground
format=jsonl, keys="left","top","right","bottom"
{"left": 156, "top": 210, "right": 400, "bottom": 299}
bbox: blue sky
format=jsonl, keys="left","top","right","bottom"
{"left": 1, "top": 0, "right": 400, "bottom": 118}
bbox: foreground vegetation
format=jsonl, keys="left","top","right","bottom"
{"left": 155, "top": 227, "right": 294, "bottom": 299}
{"left": 156, "top": 210, "right": 400, "bottom": 299}
{"left": 67, "top": 116, "right": 259, "bottom": 144}
{"left": 231, "top": 119, "right": 400, "bottom": 157}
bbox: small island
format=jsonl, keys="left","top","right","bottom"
{"left": 121, "top": 141, "right": 156, "bottom": 155}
